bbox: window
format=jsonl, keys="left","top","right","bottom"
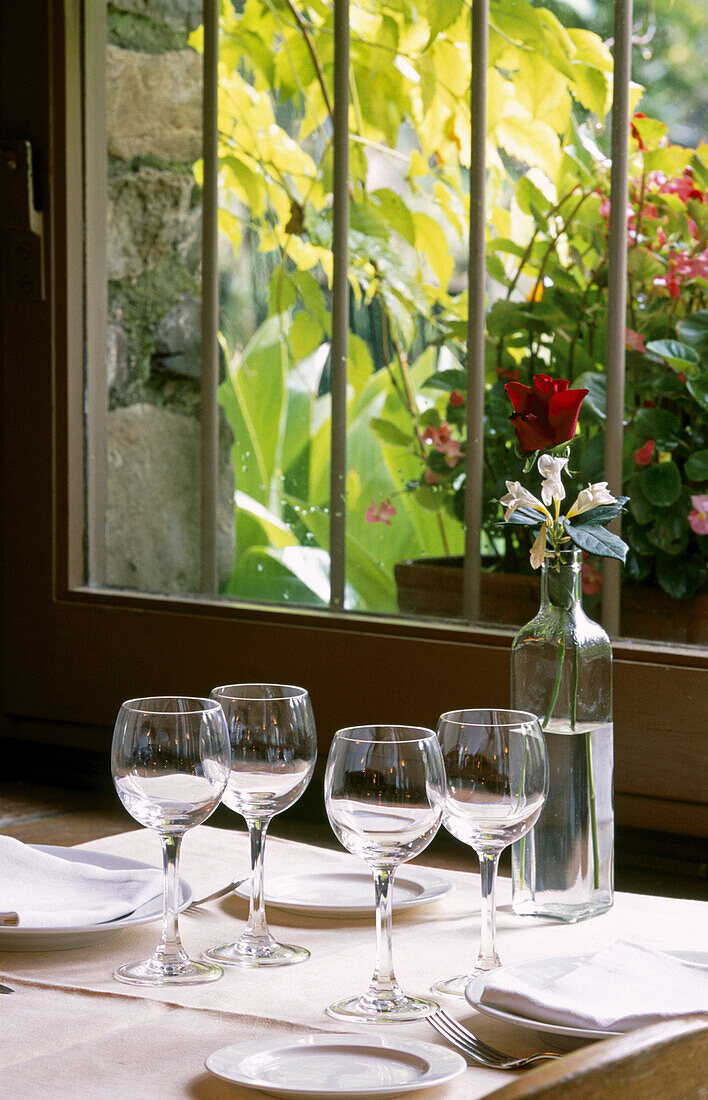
{"left": 1, "top": 0, "right": 706, "bottom": 840}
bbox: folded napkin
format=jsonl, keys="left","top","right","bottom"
{"left": 0, "top": 837, "right": 164, "bottom": 928}
{"left": 479, "top": 940, "right": 708, "bottom": 1032}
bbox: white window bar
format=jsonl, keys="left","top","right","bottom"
{"left": 602, "top": 0, "right": 633, "bottom": 636}
{"left": 329, "top": 0, "right": 350, "bottom": 610}
{"left": 200, "top": 0, "right": 220, "bottom": 597}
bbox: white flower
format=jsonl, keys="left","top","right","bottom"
{"left": 529, "top": 523, "right": 547, "bottom": 569}
{"left": 566, "top": 482, "right": 617, "bottom": 519}
{"left": 499, "top": 481, "right": 551, "bottom": 523}
{"left": 537, "top": 454, "right": 569, "bottom": 506}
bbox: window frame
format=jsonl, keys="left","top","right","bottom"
{"left": 1, "top": 0, "right": 706, "bottom": 839}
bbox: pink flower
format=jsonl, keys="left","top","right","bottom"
{"left": 654, "top": 248, "right": 708, "bottom": 298}
{"left": 688, "top": 495, "right": 708, "bottom": 536}
{"left": 660, "top": 169, "right": 703, "bottom": 205}
{"left": 626, "top": 328, "right": 646, "bottom": 353}
{"left": 365, "top": 498, "right": 396, "bottom": 525}
{"left": 633, "top": 439, "right": 655, "bottom": 467}
{"left": 423, "top": 423, "right": 463, "bottom": 467}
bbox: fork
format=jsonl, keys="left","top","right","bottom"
{"left": 183, "top": 878, "right": 247, "bottom": 914}
{"left": 428, "top": 1008, "right": 561, "bottom": 1069}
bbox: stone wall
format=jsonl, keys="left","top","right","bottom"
{"left": 104, "top": 0, "right": 234, "bottom": 595}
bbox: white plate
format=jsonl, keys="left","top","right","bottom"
{"left": 0, "top": 845, "right": 191, "bottom": 952}
{"left": 465, "top": 950, "right": 708, "bottom": 1041}
{"left": 205, "top": 1033, "right": 466, "bottom": 1099}
{"left": 235, "top": 865, "right": 452, "bottom": 917}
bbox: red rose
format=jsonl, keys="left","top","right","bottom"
{"left": 505, "top": 374, "right": 588, "bottom": 452}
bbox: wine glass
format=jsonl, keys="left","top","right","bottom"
{"left": 432, "top": 708, "right": 548, "bottom": 997}
{"left": 203, "top": 684, "right": 317, "bottom": 967}
{"left": 111, "top": 696, "right": 231, "bottom": 985}
{"left": 324, "top": 725, "right": 445, "bottom": 1022}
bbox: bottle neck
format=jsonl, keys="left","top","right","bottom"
{"left": 540, "top": 551, "right": 583, "bottom": 612}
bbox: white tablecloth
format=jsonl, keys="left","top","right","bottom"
{"left": 0, "top": 825, "right": 706, "bottom": 1099}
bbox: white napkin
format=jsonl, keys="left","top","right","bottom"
{"left": 479, "top": 940, "right": 708, "bottom": 1032}
{"left": 0, "top": 837, "right": 164, "bottom": 928}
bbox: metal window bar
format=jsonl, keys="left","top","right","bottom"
{"left": 329, "top": 0, "right": 350, "bottom": 610}
{"left": 462, "top": 0, "right": 490, "bottom": 622}
{"left": 602, "top": 0, "right": 633, "bottom": 637}
{"left": 201, "top": 0, "right": 220, "bottom": 597}
{"left": 84, "top": 0, "right": 108, "bottom": 587}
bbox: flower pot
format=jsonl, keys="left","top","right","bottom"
{"left": 393, "top": 557, "right": 540, "bottom": 627}
{"left": 393, "top": 556, "right": 708, "bottom": 643}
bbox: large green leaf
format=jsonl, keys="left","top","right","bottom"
{"left": 224, "top": 313, "right": 289, "bottom": 504}
{"left": 656, "top": 555, "right": 706, "bottom": 600}
{"left": 677, "top": 311, "right": 708, "bottom": 355}
{"left": 646, "top": 339, "right": 701, "bottom": 375}
{"left": 574, "top": 372, "right": 606, "bottom": 421}
{"left": 687, "top": 373, "right": 708, "bottom": 413}
{"left": 224, "top": 546, "right": 333, "bottom": 607}
{"left": 568, "top": 497, "right": 629, "bottom": 527}
{"left": 632, "top": 407, "right": 683, "bottom": 445}
{"left": 639, "top": 461, "right": 682, "bottom": 507}
{"left": 563, "top": 520, "right": 628, "bottom": 562}
{"left": 685, "top": 449, "right": 708, "bottom": 482}
{"left": 422, "top": 368, "right": 468, "bottom": 392}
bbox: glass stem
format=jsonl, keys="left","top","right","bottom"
{"left": 244, "top": 817, "right": 272, "bottom": 942}
{"left": 156, "top": 833, "right": 186, "bottom": 966}
{"left": 476, "top": 850, "right": 501, "bottom": 971}
{"left": 370, "top": 868, "right": 399, "bottom": 998}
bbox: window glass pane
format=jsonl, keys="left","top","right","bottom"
{"left": 94, "top": 0, "right": 708, "bottom": 646}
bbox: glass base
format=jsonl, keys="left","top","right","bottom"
{"left": 203, "top": 940, "right": 310, "bottom": 968}
{"left": 114, "top": 955, "right": 223, "bottom": 986}
{"left": 432, "top": 961, "right": 500, "bottom": 998}
{"left": 326, "top": 992, "right": 439, "bottom": 1023}
{"left": 512, "top": 894, "right": 613, "bottom": 923}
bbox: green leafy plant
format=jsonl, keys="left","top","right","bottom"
{"left": 405, "top": 114, "right": 708, "bottom": 602}
{"left": 190, "top": 3, "right": 616, "bottom": 609}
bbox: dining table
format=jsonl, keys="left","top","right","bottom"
{"left": 1, "top": 824, "right": 706, "bottom": 1099}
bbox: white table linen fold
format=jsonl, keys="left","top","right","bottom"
{"left": 0, "top": 835, "right": 163, "bottom": 928}
{"left": 479, "top": 939, "right": 708, "bottom": 1031}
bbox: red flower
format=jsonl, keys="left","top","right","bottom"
{"left": 449, "top": 390, "right": 465, "bottom": 407}
{"left": 505, "top": 374, "right": 588, "bottom": 452}
{"left": 423, "top": 423, "right": 463, "bottom": 467}
{"left": 633, "top": 439, "right": 655, "bottom": 467}
{"left": 495, "top": 366, "right": 521, "bottom": 382}
{"left": 630, "top": 112, "right": 647, "bottom": 149}
{"left": 581, "top": 555, "right": 603, "bottom": 596}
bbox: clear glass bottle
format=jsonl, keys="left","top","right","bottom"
{"left": 510, "top": 548, "right": 613, "bottom": 922}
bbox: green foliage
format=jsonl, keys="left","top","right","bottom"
{"left": 191, "top": 1, "right": 706, "bottom": 611}
{"left": 195, "top": 0, "right": 616, "bottom": 607}
{"left": 107, "top": 9, "right": 190, "bottom": 53}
